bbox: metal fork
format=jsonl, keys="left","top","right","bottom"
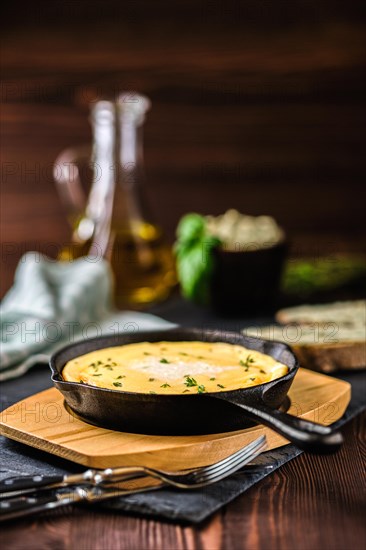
{"left": 0, "top": 436, "right": 267, "bottom": 521}
{"left": 0, "top": 435, "right": 268, "bottom": 497}
{"left": 136, "top": 434, "right": 267, "bottom": 489}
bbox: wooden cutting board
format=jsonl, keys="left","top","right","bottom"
{"left": 0, "top": 368, "right": 350, "bottom": 469}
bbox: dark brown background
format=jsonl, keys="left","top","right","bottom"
{"left": 1, "top": 2, "right": 365, "bottom": 548}
{"left": 1, "top": 0, "right": 366, "bottom": 296}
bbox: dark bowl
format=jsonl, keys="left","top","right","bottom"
{"left": 211, "top": 240, "right": 288, "bottom": 315}
{"left": 49, "top": 328, "right": 298, "bottom": 435}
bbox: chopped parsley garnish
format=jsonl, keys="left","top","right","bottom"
{"left": 184, "top": 375, "right": 198, "bottom": 387}
{"left": 184, "top": 375, "right": 206, "bottom": 393}
{"left": 113, "top": 382, "right": 122, "bottom": 387}
{"left": 210, "top": 377, "right": 216, "bottom": 381}
{"left": 160, "top": 383, "right": 171, "bottom": 388}
{"left": 160, "top": 358, "right": 170, "bottom": 364}
{"left": 182, "top": 389, "right": 190, "bottom": 393}
{"left": 92, "top": 374, "right": 102, "bottom": 377}
{"left": 260, "top": 369, "right": 266, "bottom": 374}
{"left": 116, "top": 375, "right": 125, "bottom": 379}
{"left": 240, "top": 355, "right": 255, "bottom": 370}
{"left": 250, "top": 377, "right": 256, "bottom": 382}
{"left": 217, "top": 384, "right": 225, "bottom": 388}
{"left": 149, "top": 378, "right": 155, "bottom": 382}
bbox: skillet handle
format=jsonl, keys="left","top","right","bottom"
{"left": 220, "top": 399, "right": 344, "bottom": 454}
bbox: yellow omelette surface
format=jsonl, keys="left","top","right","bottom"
{"left": 62, "top": 341, "right": 288, "bottom": 394}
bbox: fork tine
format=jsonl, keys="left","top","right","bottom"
{"left": 151, "top": 437, "right": 268, "bottom": 489}
{"left": 195, "top": 437, "right": 267, "bottom": 484}
{"left": 192, "top": 443, "right": 267, "bottom": 487}
{"left": 198, "top": 443, "right": 267, "bottom": 486}
{"left": 194, "top": 435, "right": 266, "bottom": 478}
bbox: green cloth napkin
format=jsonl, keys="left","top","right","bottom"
{"left": 0, "top": 253, "right": 174, "bottom": 381}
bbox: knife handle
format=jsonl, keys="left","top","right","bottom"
{"left": 0, "top": 488, "right": 84, "bottom": 522}
{"left": 0, "top": 475, "right": 64, "bottom": 495}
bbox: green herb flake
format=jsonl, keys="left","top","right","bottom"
{"left": 92, "top": 374, "right": 102, "bottom": 377}
{"left": 160, "top": 358, "right": 170, "bottom": 364}
{"left": 217, "top": 384, "right": 225, "bottom": 388}
{"left": 184, "top": 375, "right": 198, "bottom": 387}
{"left": 113, "top": 382, "right": 122, "bottom": 387}
{"left": 209, "top": 377, "right": 216, "bottom": 381}
{"left": 184, "top": 375, "right": 205, "bottom": 393}
{"left": 260, "top": 369, "right": 266, "bottom": 374}
{"left": 182, "top": 389, "right": 190, "bottom": 393}
{"left": 149, "top": 378, "right": 155, "bottom": 382}
{"left": 116, "top": 375, "right": 125, "bottom": 379}
{"left": 250, "top": 377, "right": 256, "bottom": 382}
{"left": 160, "top": 383, "right": 171, "bottom": 388}
{"left": 240, "top": 355, "right": 255, "bottom": 370}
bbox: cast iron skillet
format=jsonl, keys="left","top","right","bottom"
{"left": 50, "top": 328, "right": 344, "bottom": 454}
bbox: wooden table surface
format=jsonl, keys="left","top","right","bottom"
{"left": 1, "top": 3, "right": 365, "bottom": 548}
{"left": 1, "top": 415, "right": 365, "bottom": 550}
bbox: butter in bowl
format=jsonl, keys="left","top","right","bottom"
{"left": 174, "top": 209, "right": 287, "bottom": 314}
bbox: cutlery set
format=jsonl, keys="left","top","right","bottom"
{"left": 0, "top": 435, "right": 268, "bottom": 521}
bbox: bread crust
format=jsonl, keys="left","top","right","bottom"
{"left": 292, "top": 341, "right": 365, "bottom": 373}
{"left": 274, "top": 301, "right": 365, "bottom": 372}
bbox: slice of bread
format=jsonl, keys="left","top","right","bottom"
{"left": 245, "top": 300, "right": 365, "bottom": 373}
{"left": 276, "top": 300, "right": 366, "bottom": 327}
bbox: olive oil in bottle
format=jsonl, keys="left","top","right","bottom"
{"left": 56, "top": 94, "right": 176, "bottom": 308}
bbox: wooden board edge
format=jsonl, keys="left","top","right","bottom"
{"left": 0, "top": 424, "right": 92, "bottom": 467}
{"left": 0, "top": 372, "right": 353, "bottom": 469}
